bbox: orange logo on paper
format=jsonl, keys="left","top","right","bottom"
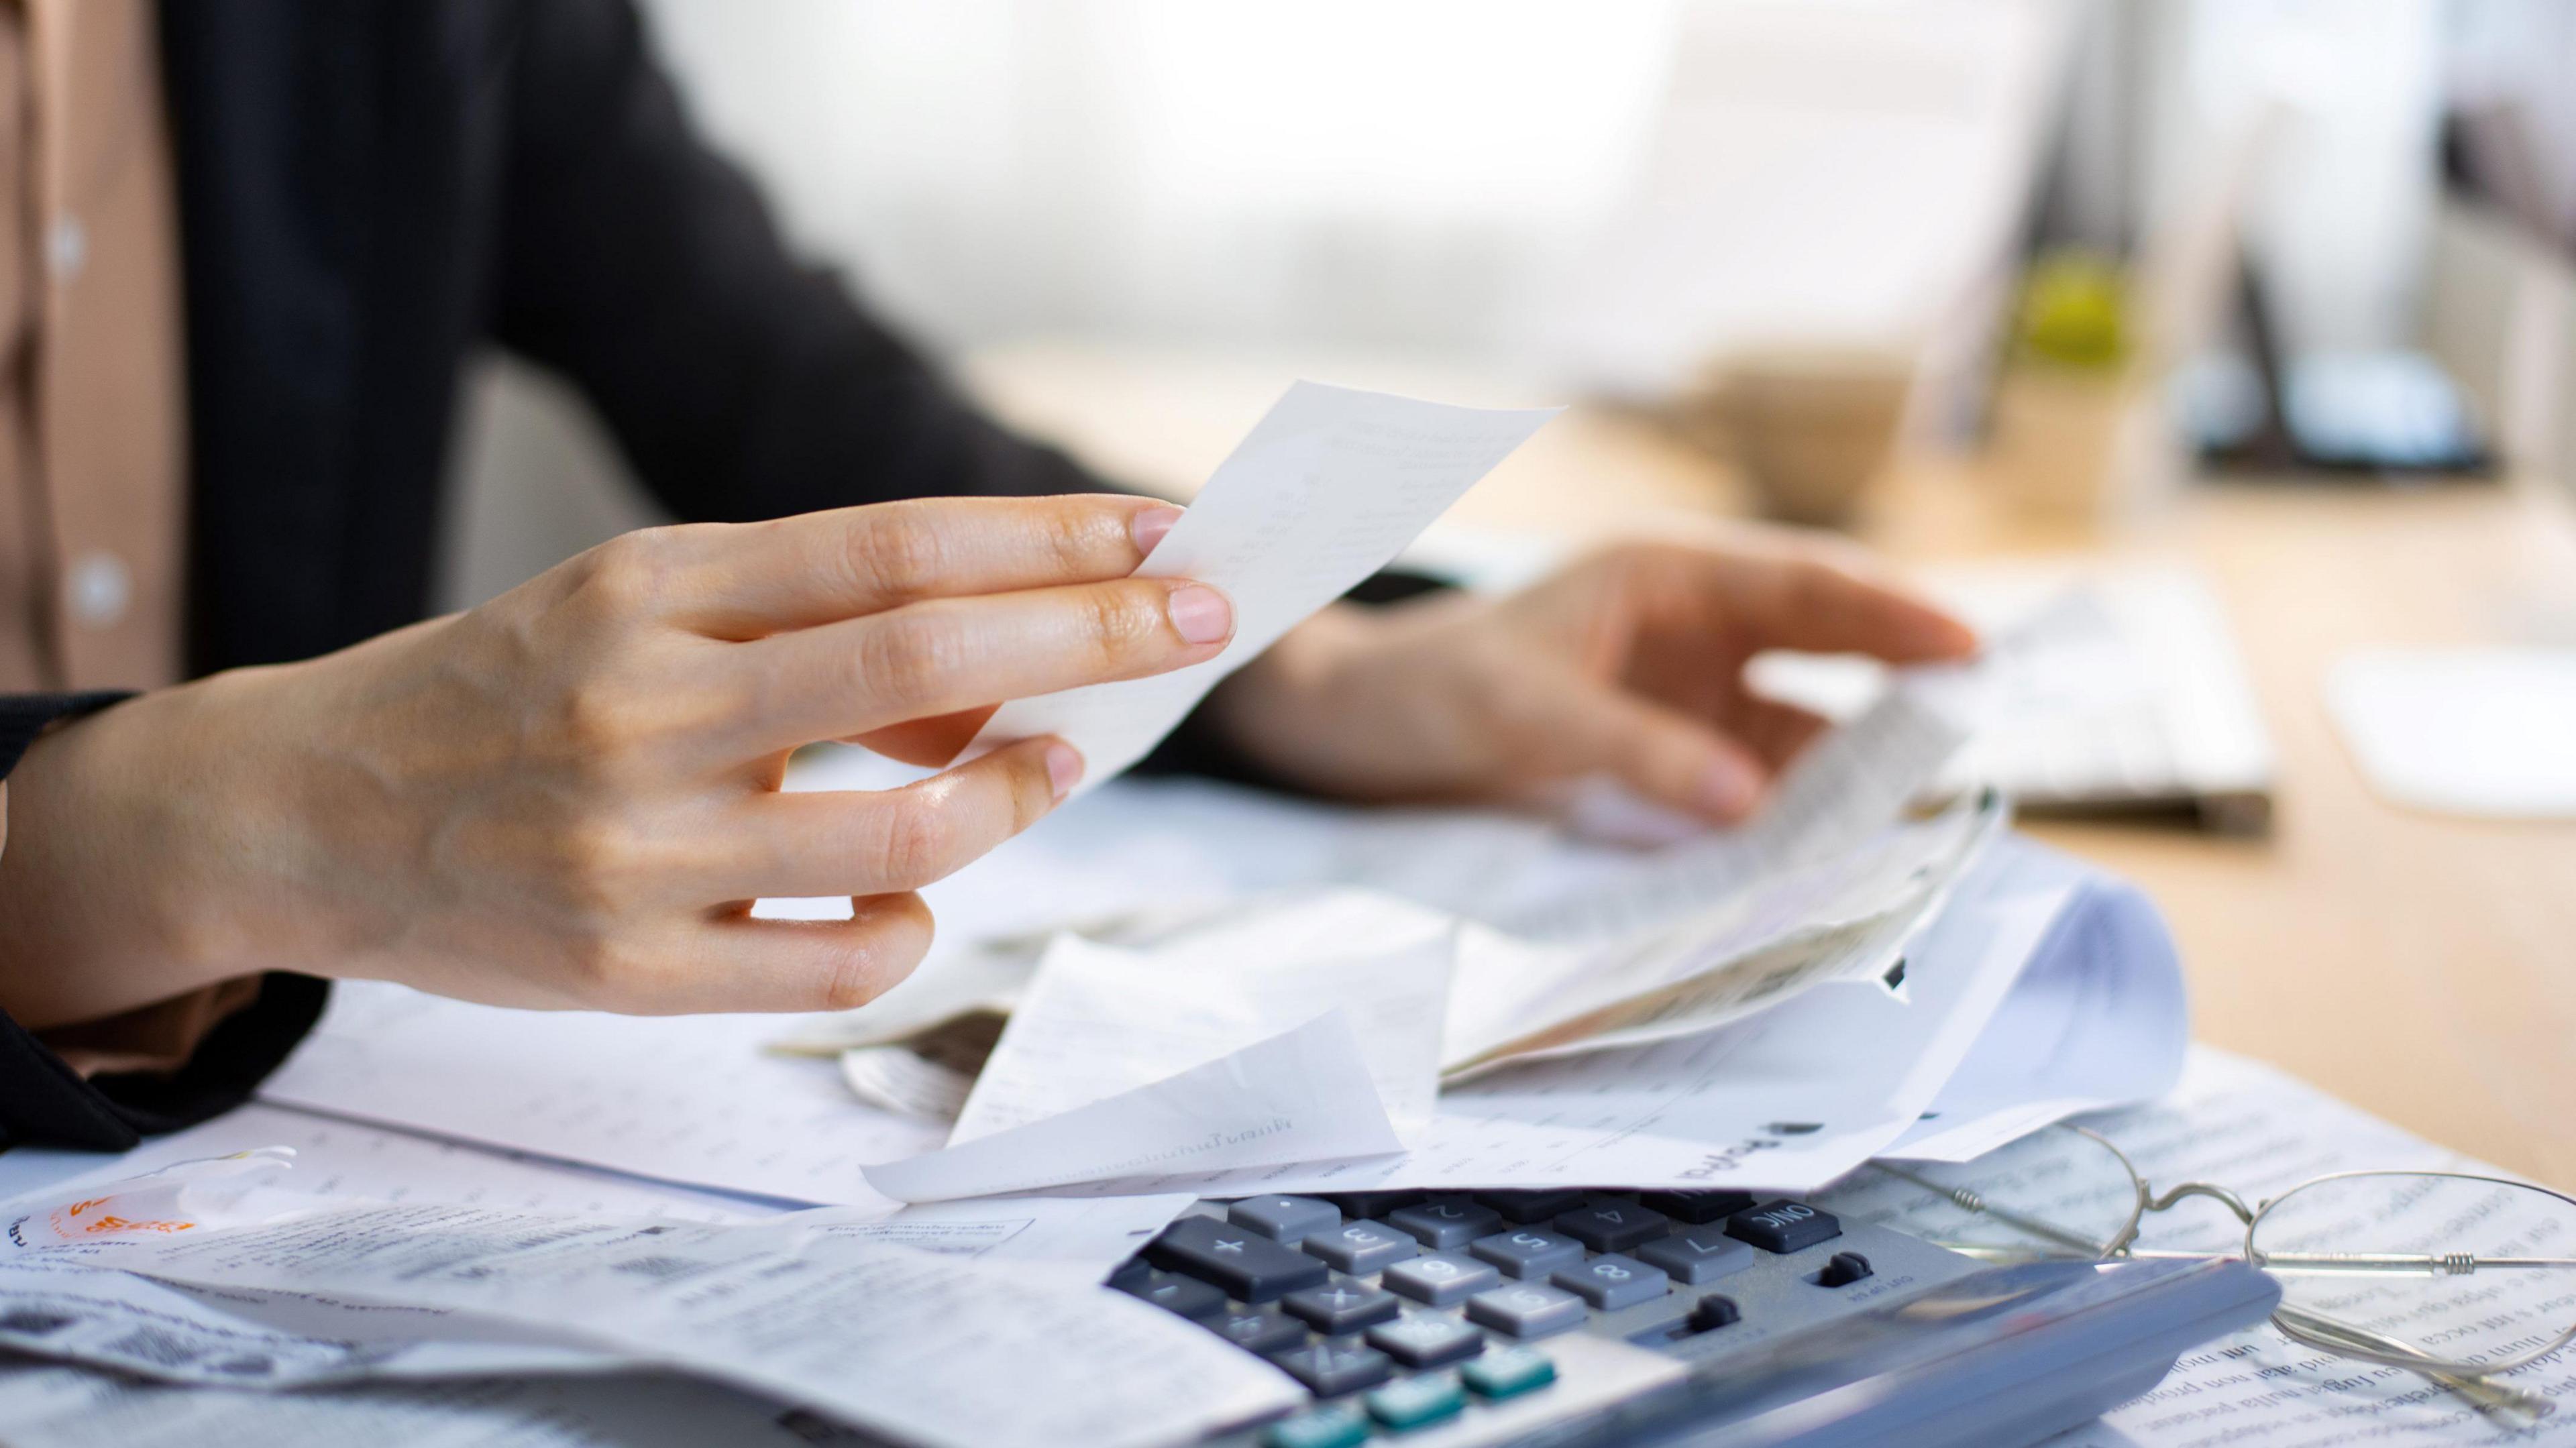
{"left": 49, "top": 1199, "right": 195, "bottom": 1237}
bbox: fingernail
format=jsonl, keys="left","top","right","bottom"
{"left": 1166, "top": 584, "right": 1234, "bottom": 645}
{"left": 1044, "top": 741, "right": 1083, "bottom": 801}
{"left": 1130, "top": 506, "right": 1183, "bottom": 557}
{"left": 1700, "top": 757, "right": 1762, "bottom": 819}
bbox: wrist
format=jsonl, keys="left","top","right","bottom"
{"left": 0, "top": 673, "right": 294, "bottom": 1027}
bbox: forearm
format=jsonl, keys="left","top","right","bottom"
{"left": 0, "top": 685, "right": 255, "bottom": 1028}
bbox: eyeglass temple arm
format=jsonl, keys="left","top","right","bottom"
{"left": 1870, "top": 1162, "right": 2121, "bottom": 1258}
{"left": 2272, "top": 1304, "right": 2555, "bottom": 1421}
{"left": 2254, "top": 1251, "right": 2576, "bottom": 1274}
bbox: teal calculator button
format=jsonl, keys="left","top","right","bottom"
{"left": 1460, "top": 1345, "right": 1556, "bottom": 1400}
{"left": 1263, "top": 1404, "right": 1369, "bottom": 1448}
{"left": 1364, "top": 1372, "right": 1466, "bottom": 1431}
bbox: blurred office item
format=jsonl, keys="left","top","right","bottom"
{"left": 2185, "top": 262, "right": 2490, "bottom": 477}
{"left": 1532, "top": 0, "right": 2070, "bottom": 428}
{"left": 2326, "top": 647, "right": 2576, "bottom": 819}
{"left": 1752, "top": 565, "right": 2275, "bottom": 834}
{"left": 1679, "top": 345, "right": 1913, "bottom": 528}
{"left": 2418, "top": 197, "right": 2576, "bottom": 505}
{"left": 2444, "top": 0, "right": 2576, "bottom": 254}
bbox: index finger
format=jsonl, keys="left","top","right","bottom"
{"left": 1701, "top": 544, "right": 1976, "bottom": 663}
{"left": 662, "top": 494, "right": 1182, "bottom": 638}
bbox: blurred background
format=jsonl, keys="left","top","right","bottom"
{"left": 439, "top": 0, "right": 2576, "bottom": 604}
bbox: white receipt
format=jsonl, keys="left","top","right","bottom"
{"left": 260, "top": 985, "right": 946, "bottom": 1207}
{"left": 952, "top": 907, "right": 1451, "bottom": 1142}
{"left": 42, "top": 1202, "right": 1298, "bottom": 1448}
{"left": 865, "top": 1011, "right": 1403, "bottom": 1203}
{"left": 0, "top": 1363, "right": 824, "bottom": 1448}
{"left": 3, "top": 1103, "right": 782, "bottom": 1226}
{"left": 1880, "top": 865, "right": 2188, "bottom": 1163}
{"left": 1823, "top": 1046, "right": 2576, "bottom": 1445}
{"left": 969, "top": 381, "right": 1558, "bottom": 790}
{"left": 1440, "top": 791, "right": 2002, "bottom": 1076}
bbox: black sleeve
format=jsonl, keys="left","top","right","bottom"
{"left": 488, "top": 0, "right": 1099, "bottom": 521}
{"left": 0, "top": 693, "right": 327, "bottom": 1151}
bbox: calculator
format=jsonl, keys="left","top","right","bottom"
{"left": 1114, "top": 1189, "right": 2279, "bottom": 1448}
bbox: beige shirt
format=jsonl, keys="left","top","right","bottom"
{"left": 1, "top": 0, "right": 250, "bottom": 1074}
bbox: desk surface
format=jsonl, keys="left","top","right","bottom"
{"left": 965, "top": 341, "right": 2576, "bottom": 1190}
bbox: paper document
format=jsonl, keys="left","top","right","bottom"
{"left": 39, "top": 1201, "right": 1299, "bottom": 1448}
{"left": 262, "top": 985, "right": 946, "bottom": 1206}
{"left": 952, "top": 909, "right": 1450, "bottom": 1141}
{"left": 0, "top": 1365, "right": 826, "bottom": 1448}
{"left": 1880, "top": 863, "right": 2187, "bottom": 1162}
{"left": 1013, "top": 835, "right": 2141, "bottom": 1203}
{"left": 865, "top": 1011, "right": 1404, "bottom": 1203}
{"left": 969, "top": 381, "right": 1558, "bottom": 790}
{"left": 1441, "top": 790, "right": 2002, "bottom": 1076}
{"left": 1824, "top": 1046, "right": 2576, "bottom": 1445}
{"left": 1750, "top": 564, "right": 2277, "bottom": 828}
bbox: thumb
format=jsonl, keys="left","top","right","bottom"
{"left": 1538, "top": 683, "right": 1770, "bottom": 824}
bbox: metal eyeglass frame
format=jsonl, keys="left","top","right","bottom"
{"left": 1868, "top": 1124, "right": 2576, "bottom": 1421}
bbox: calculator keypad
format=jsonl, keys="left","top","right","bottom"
{"left": 1140, "top": 1188, "right": 1967, "bottom": 1445}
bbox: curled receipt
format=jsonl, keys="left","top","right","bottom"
{"left": 967, "top": 380, "right": 1558, "bottom": 791}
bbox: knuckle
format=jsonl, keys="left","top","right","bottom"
{"left": 559, "top": 929, "right": 651, "bottom": 1005}
{"left": 871, "top": 797, "right": 965, "bottom": 886}
{"left": 550, "top": 820, "right": 650, "bottom": 914}
{"left": 575, "top": 528, "right": 681, "bottom": 615}
{"left": 1087, "top": 585, "right": 1163, "bottom": 666}
{"left": 553, "top": 676, "right": 648, "bottom": 757}
{"left": 814, "top": 903, "right": 932, "bottom": 1011}
{"left": 1041, "top": 502, "right": 1110, "bottom": 575}
{"left": 813, "top": 948, "right": 886, "bottom": 1012}
{"left": 856, "top": 611, "right": 969, "bottom": 698}
{"left": 842, "top": 512, "right": 948, "bottom": 605}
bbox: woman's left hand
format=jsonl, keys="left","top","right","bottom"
{"left": 1204, "top": 531, "right": 1978, "bottom": 824}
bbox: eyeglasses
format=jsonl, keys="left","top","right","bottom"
{"left": 1829, "top": 1125, "right": 2576, "bottom": 1423}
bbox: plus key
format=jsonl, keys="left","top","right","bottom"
{"left": 1145, "top": 1216, "right": 1328, "bottom": 1303}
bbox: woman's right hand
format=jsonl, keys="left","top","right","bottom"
{"left": 0, "top": 494, "right": 1230, "bottom": 1027}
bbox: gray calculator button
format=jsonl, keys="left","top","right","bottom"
{"left": 1364, "top": 1313, "right": 1486, "bottom": 1368}
{"left": 1283, "top": 1282, "right": 1401, "bottom": 1335}
{"left": 1550, "top": 1254, "right": 1669, "bottom": 1310}
{"left": 1387, "top": 1196, "right": 1503, "bottom": 1250}
{"left": 1638, "top": 1230, "right": 1756, "bottom": 1285}
{"left": 1267, "top": 1340, "right": 1395, "bottom": 1398}
{"left": 1228, "top": 1195, "right": 1341, "bottom": 1243}
{"left": 1147, "top": 1217, "right": 1327, "bottom": 1303}
{"left": 1121, "top": 1271, "right": 1224, "bottom": 1320}
{"left": 1468, "top": 1227, "right": 1586, "bottom": 1280}
{"left": 1553, "top": 1202, "right": 1670, "bottom": 1254}
{"left": 1381, "top": 1251, "right": 1502, "bottom": 1306}
{"left": 1464, "top": 1282, "right": 1587, "bottom": 1339}
{"left": 1724, "top": 1199, "right": 1841, "bottom": 1254}
{"left": 1301, "top": 1220, "right": 1417, "bottom": 1274}
{"left": 1210, "top": 1308, "right": 1307, "bottom": 1355}
{"left": 1474, "top": 1189, "right": 1588, "bottom": 1224}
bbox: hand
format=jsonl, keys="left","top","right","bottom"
{"left": 0, "top": 495, "right": 1232, "bottom": 1026}
{"left": 1205, "top": 530, "right": 1974, "bottom": 823}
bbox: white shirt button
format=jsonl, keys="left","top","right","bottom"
{"left": 46, "top": 215, "right": 87, "bottom": 282}
{"left": 67, "top": 551, "right": 131, "bottom": 628}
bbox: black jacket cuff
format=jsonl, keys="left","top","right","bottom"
{"left": 0, "top": 690, "right": 330, "bottom": 1150}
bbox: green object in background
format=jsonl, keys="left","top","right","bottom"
{"left": 2017, "top": 249, "right": 2128, "bottom": 370}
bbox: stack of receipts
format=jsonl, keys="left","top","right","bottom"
{"left": 243, "top": 380, "right": 2194, "bottom": 1217}
{"left": 0, "top": 1152, "right": 1293, "bottom": 1448}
